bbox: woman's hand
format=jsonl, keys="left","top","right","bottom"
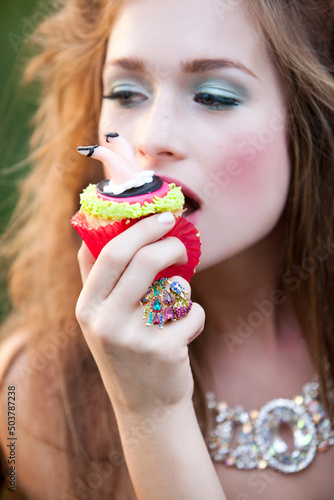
{"left": 75, "top": 212, "right": 205, "bottom": 417}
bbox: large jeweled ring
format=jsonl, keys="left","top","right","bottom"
{"left": 140, "top": 278, "right": 192, "bottom": 329}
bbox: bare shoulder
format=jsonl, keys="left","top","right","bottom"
{"left": 0, "top": 330, "right": 29, "bottom": 428}
{"left": 0, "top": 330, "right": 74, "bottom": 499}
{"left": 0, "top": 331, "right": 27, "bottom": 384}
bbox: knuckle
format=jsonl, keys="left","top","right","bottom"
{"left": 99, "top": 243, "right": 124, "bottom": 269}
{"left": 168, "top": 237, "right": 187, "bottom": 262}
{"left": 134, "top": 237, "right": 187, "bottom": 271}
{"left": 135, "top": 246, "right": 156, "bottom": 268}
{"left": 76, "top": 295, "right": 102, "bottom": 328}
{"left": 192, "top": 303, "right": 206, "bottom": 329}
{"left": 75, "top": 299, "right": 89, "bottom": 326}
{"left": 80, "top": 308, "right": 118, "bottom": 344}
{"left": 195, "top": 302, "right": 206, "bottom": 320}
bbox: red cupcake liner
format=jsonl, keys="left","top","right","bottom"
{"left": 71, "top": 211, "right": 201, "bottom": 282}
{"left": 154, "top": 217, "right": 201, "bottom": 282}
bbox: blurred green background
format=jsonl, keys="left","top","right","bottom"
{"left": 0, "top": 0, "right": 41, "bottom": 231}
{"left": 0, "top": 0, "right": 46, "bottom": 322}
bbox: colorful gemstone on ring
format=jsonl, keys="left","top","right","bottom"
{"left": 140, "top": 278, "right": 192, "bottom": 329}
{"left": 153, "top": 298, "right": 162, "bottom": 311}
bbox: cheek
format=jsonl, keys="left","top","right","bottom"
{"left": 200, "top": 127, "right": 291, "bottom": 252}
{"left": 196, "top": 130, "right": 290, "bottom": 267}
{"left": 234, "top": 146, "right": 289, "bottom": 202}
{"left": 208, "top": 127, "right": 290, "bottom": 207}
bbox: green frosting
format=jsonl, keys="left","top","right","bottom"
{"left": 80, "top": 183, "right": 184, "bottom": 220}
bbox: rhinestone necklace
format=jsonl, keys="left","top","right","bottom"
{"left": 206, "top": 379, "right": 334, "bottom": 474}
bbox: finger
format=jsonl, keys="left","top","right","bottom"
{"left": 77, "top": 242, "right": 96, "bottom": 284}
{"left": 138, "top": 301, "right": 205, "bottom": 348}
{"left": 77, "top": 144, "right": 135, "bottom": 185}
{"left": 104, "top": 133, "right": 139, "bottom": 171}
{"left": 80, "top": 212, "right": 176, "bottom": 303}
{"left": 134, "top": 274, "right": 197, "bottom": 334}
{"left": 168, "top": 275, "right": 191, "bottom": 297}
{"left": 166, "top": 302, "right": 206, "bottom": 346}
{"left": 111, "top": 241, "right": 188, "bottom": 305}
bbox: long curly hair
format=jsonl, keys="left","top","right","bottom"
{"left": 1, "top": 0, "right": 334, "bottom": 497}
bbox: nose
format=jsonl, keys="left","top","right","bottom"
{"left": 137, "top": 96, "right": 188, "bottom": 164}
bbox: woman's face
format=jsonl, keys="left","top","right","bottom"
{"left": 99, "top": 0, "right": 290, "bottom": 270}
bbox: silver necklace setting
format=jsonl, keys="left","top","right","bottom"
{"left": 206, "top": 379, "right": 334, "bottom": 474}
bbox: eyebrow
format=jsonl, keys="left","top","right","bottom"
{"left": 105, "top": 57, "right": 147, "bottom": 73}
{"left": 182, "top": 58, "right": 257, "bottom": 79}
{"left": 104, "top": 57, "right": 258, "bottom": 79}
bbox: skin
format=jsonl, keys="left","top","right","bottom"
{"left": 95, "top": 0, "right": 314, "bottom": 393}
{"left": 99, "top": 0, "right": 290, "bottom": 272}
{"left": 76, "top": 0, "right": 325, "bottom": 497}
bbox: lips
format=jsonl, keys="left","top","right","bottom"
{"left": 159, "top": 175, "right": 201, "bottom": 219}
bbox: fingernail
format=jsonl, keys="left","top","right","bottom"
{"left": 104, "top": 132, "right": 119, "bottom": 143}
{"left": 157, "top": 212, "right": 175, "bottom": 225}
{"left": 77, "top": 145, "right": 99, "bottom": 157}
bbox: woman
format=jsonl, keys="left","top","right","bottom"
{"left": 0, "top": 0, "right": 334, "bottom": 498}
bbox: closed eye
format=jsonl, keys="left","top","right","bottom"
{"left": 194, "top": 92, "right": 241, "bottom": 110}
{"left": 103, "top": 90, "right": 148, "bottom": 108}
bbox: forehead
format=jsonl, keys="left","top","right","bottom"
{"left": 106, "top": 0, "right": 267, "bottom": 72}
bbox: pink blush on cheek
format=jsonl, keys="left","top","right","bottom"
{"left": 202, "top": 154, "right": 259, "bottom": 202}
{"left": 206, "top": 139, "right": 290, "bottom": 211}
{"left": 226, "top": 155, "right": 260, "bottom": 196}
{"left": 200, "top": 129, "right": 264, "bottom": 198}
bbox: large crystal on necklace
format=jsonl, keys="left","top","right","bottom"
{"left": 206, "top": 379, "right": 334, "bottom": 474}
{"left": 254, "top": 398, "right": 317, "bottom": 473}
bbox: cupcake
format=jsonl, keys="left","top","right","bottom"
{"left": 71, "top": 133, "right": 201, "bottom": 282}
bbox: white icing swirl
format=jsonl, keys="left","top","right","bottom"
{"left": 103, "top": 170, "right": 155, "bottom": 195}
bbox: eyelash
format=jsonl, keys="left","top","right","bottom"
{"left": 194, "top": 92, "right": 240, "bottom": 109}
{"left": 102, "top": 90, "right": 241, "bottom": 110}
{"left": 102, "top": 91, "right": 146, "bottom": 109}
